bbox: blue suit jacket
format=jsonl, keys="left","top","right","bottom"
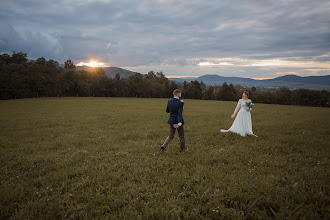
{"left": 166, "top": 98, "right": 184, "bottom": 125}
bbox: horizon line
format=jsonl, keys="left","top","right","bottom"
{"left": 166, "top": 76, "right": 275, "bottom": 80}
{"left": 252, "top": 77, "right": 274, "bottom": 80}
{"left": 165, "top": 76, "right": 199, "bottom": 78}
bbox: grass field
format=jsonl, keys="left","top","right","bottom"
{"left": 0, "top": 97, "right": 329, "bottom": 219}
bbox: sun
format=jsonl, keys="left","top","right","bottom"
{"left": 76, "top": 60, "right": 107, "bottom": 67}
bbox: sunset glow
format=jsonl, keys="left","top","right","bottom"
{"left": 76, "top": 60, "right": 106, "bottom": 67}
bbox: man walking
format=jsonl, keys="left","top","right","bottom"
{"left": 160, "top": 89, "right": 186, "bottom": 153}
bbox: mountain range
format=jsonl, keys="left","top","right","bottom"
{"left": 74, "top": 65, "right": 329, "bottom": 91}
{"left": 168, "top": 74, "right": 330, "bottom": 91}
{"left": 76, "top": 66, "right": 137, "bottom": 78}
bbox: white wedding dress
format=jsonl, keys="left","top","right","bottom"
{"left": 221, "top": 99, "right": 257, "bottom": 137}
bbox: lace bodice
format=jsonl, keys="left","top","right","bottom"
{"left": 234, "top": 99, "right": 252, "bottom": 114}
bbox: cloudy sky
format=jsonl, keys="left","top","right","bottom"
{"left": 1, "top": 0, "right": 329, "bottom": 79}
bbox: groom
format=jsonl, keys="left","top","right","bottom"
{"left": 160, "top": 89, "right": 186, "bottom": 153}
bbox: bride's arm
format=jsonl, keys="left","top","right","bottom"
{"left": 231, "top": 99, "right": 241, "bottom": 118}
{"left": 234, "top": 99, "right": 241, "bottom": 114}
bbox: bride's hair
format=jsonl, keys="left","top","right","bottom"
{"left": 243, "top": 91, "right": 249, "bottom": 97}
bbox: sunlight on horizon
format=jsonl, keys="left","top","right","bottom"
{"left": 76, "top": 60, "right": 107, "bottom": 67}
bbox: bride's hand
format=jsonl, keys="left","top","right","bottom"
{"left": 231, "top": 114, "right": 235, "bottom": 119}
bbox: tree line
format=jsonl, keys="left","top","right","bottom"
{"left": 0, "top": 52, "right": 329, "bottom": 107}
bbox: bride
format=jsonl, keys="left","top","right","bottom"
{"left": 221, "top": 91, "right": 257, "bottom": 137}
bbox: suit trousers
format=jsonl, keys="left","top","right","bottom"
{"left": 162, "top": 125, "right": 186, "bottom": 152}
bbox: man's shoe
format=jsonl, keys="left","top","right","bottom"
{"left": 180, "top": 148, "right": 188, "bottom": 152}
{"left": 160, "top": 146, "right": 166, "bottom": 154}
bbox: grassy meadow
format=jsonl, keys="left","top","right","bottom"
{"left": 0, "top": 97, "right": 329, "bottom": 219}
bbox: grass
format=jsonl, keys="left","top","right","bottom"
{"left": 0, "top": 97, "right": 329, "bottom": 219}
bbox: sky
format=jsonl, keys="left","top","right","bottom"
{"left": 0, "top": 0, "right": 329, "bottom": 79}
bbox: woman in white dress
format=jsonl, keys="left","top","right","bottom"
{"left": 221, "top": 91, "right": 257, "bottom": 137}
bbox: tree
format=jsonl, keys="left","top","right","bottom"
{"left": 204, "top": 86, "right": 216, "bottom": 100}
{"left": 64, "top": 59, "right": 75, "bottom": 69}
{"left": 276, "top": 87, "right": 291, "bottom": 105}
{"left": 11, "top": 51, "right": 27, "bottom": 64}
{"left": 217, "top": 82, "right": 235, "bottom": 101}
{"left": 128, "top": 73, "right": 144, "bottom": 97}
{"left": 1, "top": 51, "right": 329, "bottom": 107}
{"left": 89, "top": 68, "right": 108, "bottom": 97}
{"left": 320, "top": 90, "right": 330, "bottom": 107}
{"left": 115, "top": 73, "right": 120, "bottom": 80}
{"left": 0, "top": 53, "right": 11, "bottom": 66}
{"left": 146, "top": 71, "right": 156, "bottom": 79}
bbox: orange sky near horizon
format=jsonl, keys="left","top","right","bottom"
{"left": 75, "top": 57, "right": 329, "bottom": 80}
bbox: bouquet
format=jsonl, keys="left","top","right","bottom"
{"left": 245, "top": 101, "right": 254, "bottom": 110}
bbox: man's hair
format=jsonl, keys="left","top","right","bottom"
{"left": 173, "top": 89, "right": 181, "bottom": 96}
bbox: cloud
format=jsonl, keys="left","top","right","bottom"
{"left": 0, "top": 0, "right": 329, "bottom": 78}
{"left": 276, "top": 72, "right": 298, "bottom": 76}
{"left": 0, "top": 22, "right": 63, "bottom": 58}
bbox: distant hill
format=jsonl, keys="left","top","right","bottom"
{"left": 168, "top": 74, "right": 330, "bottom": 90}
{"left": 62, "top": 63, "right": 329, "bottom": 90}
{"left": 76, "top": 66, "right": 137, "bottom": 78}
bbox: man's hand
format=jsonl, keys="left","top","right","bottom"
{"left": 231, "top": 114, "right": 236, "bottom": 119}
{"left": 173, "top": 124, "right": 180, "bottom": 128}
